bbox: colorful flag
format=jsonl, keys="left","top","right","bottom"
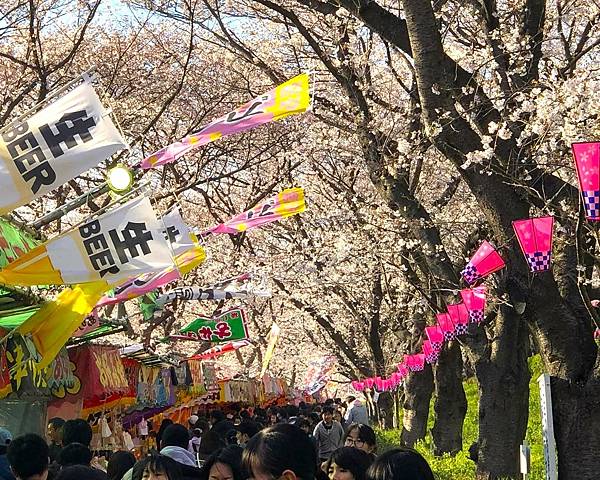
{"left": 142, "top": 74, "right": 310, "bottom": 169}
{"left": 260, "top": 322, "right": 281, "bottom": 377}
{"left": 155, "top": 273, "right": 270, "bottom": 309}
{"left": 201, "top": 188, "right": 305, "bottom": 236}
{"left": 138, "top": 291, "right": 158, "bottom": 321}
{"left": 17, "top": 281, "right": 109, "bottom": 368}
{"left": 0, "top": 196, "right": 174, "bottom": 286}
{"left": 187, "top": 340, "right": 251, "bottom": 360}
{"left": 169, "top": 308, "right": 249, "bottom": 342}
{"left": 0, "top": 81, "right": 127, "bottom": 215}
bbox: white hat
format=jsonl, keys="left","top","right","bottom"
{"left": 188, "top": 415, "right": 199, "bottom": 426}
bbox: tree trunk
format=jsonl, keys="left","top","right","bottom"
{"left": 401, "top": 364, "right": 434, "bottom": 447}
{"left": 550, "top": 376, "right": 600, "bottom": 479}
{"left": 377, "top": 391, "right": 395, "bottom": 429}
{"left": 432, "top": 341, "right": 467, "bottom": 456}
{"left": 470, "top": 306, "right": 530, "bottom": 480}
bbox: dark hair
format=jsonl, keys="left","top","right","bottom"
{"left": 322, "top": 406, "right": 334, "bottom": 415}
{"left": 240, "top": 411, "right": 251, "bottom": 420}
{"left": 344, "top": 424, "right": 377, "bottom": 449}
{"left": 48, "top": 417, "right": 66, "bottom": 429}
{"left": 161, "top": 424, "right": 190, "bottom": 449}
{"left": 366, "top": 448, "right": 434, "bottom": 480}
{"left": 242, "top": 424, "right": 316, "bottom": 480}
{"left": 56, "top": 465, "right": 108, "bottom": 480}
{"left": 198, "top": 430, "right": 227, "bottom": 457}
{"left": 7, "top": 434, "right": 49, "bottom": 480}
{"left": 107, "top": 451, "right": 136, "bottom": 480}
{"left": 58, "top": 442, "right": 93, "bottom": 467}
{"left": 236, "top": 421, "right": 260, "bottom": 439}
{"left": 346, "top": 396, "right": 356, "bottom": 403}
{"left": 157, "top": 419, "right": 174, "bottom": 450}
{"left": 328, "top": 448, "right": 372, "bottom": 480}
{"left": 200, "top": 445, "right": 243, "bottom": 480}
{"left": 62, "top": 419, "right": 92, "bottom": 447}
{"left": 209, "top": 410, "right": 225, "bottom": 423}
{"left": 132, "top": 455, "right": 182, "bottom": 480}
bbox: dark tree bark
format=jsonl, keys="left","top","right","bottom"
{"left": 432, "top": 341, "right": 467, "bottom": 456}
{"left": 401, "top": 365, "right": 434, "bottom": 447}
{"left": 377, "top": 391, "right": 395, "bottom": 429}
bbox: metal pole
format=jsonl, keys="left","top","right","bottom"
{"left": 32, "top": 182, "right": 110, "bottom": 230}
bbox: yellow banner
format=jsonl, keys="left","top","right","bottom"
{"left": 260, "top": 322, "right": 281, "bottom": 378}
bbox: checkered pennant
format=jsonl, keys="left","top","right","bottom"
{"left": 525, "top": 251, "right": 551, "bottom": 272}
{"left": 583, "top": 190, "right": 600, "bottom": 219}
{"left": 469, "top": 310, "right": 484, "bottom": 324}
{"left": 412, "top": 364, "right": 424, "bottom": 371}
{"left": 443, "top": 331, "right": 456, "bottom": 341}
{"left": 425, "top": 353, "right": 438, "bottom": 364}
{"left": 431, "top": 341, "right": 443, "bottom": 352}
{"left": 461, "top": 263, "right": 481, "bottom": 285}
{"left": 455, "top": 323, "right": 468, "bottom": 335}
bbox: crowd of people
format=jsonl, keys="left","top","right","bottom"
{"left": 0, "top": 396, "right": 434, "bottom": 480}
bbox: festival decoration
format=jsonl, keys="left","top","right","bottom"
{"left": 512, "top": 216, "right": 554, "bottom": 272}
{"left": 397, "top": 363, "right": 409, "bottom": 378}
{"left": 0, "top": 80, "right": 127, "bottom": 215}
{"left": 406, "top": 354, "right": 426, "bottom": 372}
{"left": 168, "top": 308, "right": 249, "bottom": 343}
{"left": 447, "top": 303, "right": 470, "bottom": 335}
{"left": 460, "top": 286, "right": 487, "bottom": 324}
{"left": 260, "top": 322, "right": 281, "bottom": 377}
{"left": 155, "top": 273, "right": 271, "bottom": 309}
{"left": 0, "top": 196, "right": 173, "bottom": 286}
{"left": 422, "top": 340, "right": 438, "bottom": 364}
{"left": 425, "top": 325, "right": 444, "bottom": 352}
{"left": 572, "top": 142, "right": 600, "bottom": 220}
{"left": 461, "top": 240, "right": 505, "bottom": 285}
{"left": 17, "top": 281, "right": 108, "bottom": 368}
{"left": 302, "top": 355, "right": 337, "bottom": 395}
{"left": 437, "top": 313, "right": 456, "bottom": 341}
{"left": 201, "top": 188, "right": 306, "bottom": 236}
{"left": 142, "top": 74, "right": 310, "bottom": 169}
{"left": 188, "top": 339, "right": 251, "bottom": 360}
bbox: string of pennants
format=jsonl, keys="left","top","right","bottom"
{"left": 351, "top": 216, "right": 556, "bottom": 392}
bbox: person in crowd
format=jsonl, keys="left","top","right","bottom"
{"left": 295, "top": 419, "right": 317, "bottom": 454}
{"left": 6, "top": 434, "right": 48, "bottom": 480}
{"left": 58, "top": 443, "right": 93, "bottom": 468}
{"left": 62, "top": 420, "right": 92, "bottom": 448}
{"left": 197, "top": 431, "right": 226, "bottom": 465}
{"left": 132, "top": 455, "right": 182, "bottom": 480}
{"left": 47, "top": 418, "right": 65, "bottom": 463}
{"left": 207, "top": 413, "right": 233, "bottom": 445}
{"left": 198, "top": 446, "right": 242, "bottom": 480}
{"left": 188, "top": 416, "right": 199, "bottom": 431}
{"left": 332, "top": 411, "right": 345, "bottom": 430}
{"left": 242, "top": 424, "right": 316, "bottom": 480}
{"left": 344, "top": 397, "right": 369, "bottom": 427}
{"left": 313, "top": 406, "right": 344, "bottom": 463}
{"left": 233, "top": 422, "right": 259, "bottom": 448}
{"left": 56, "top": 465, "right": 107, "bottom": 480}
{"left": 160, "top": 424, "right": 198, "bottom": 470}
{"left": 326, "top": 448, "right": 372, "bottom": 480}
{"left": 187, "top": 429, "right": 202, "bottom": 455}
{"left": 366, "top": 449, "right": 434, "bottom": 480}
{"left": 343, "top": 425, "right": 377, "bottom": 458}
{"left": 107, "top": 451, "right": 136, "bottom": 480}
{"left": 157, "top": 420, "right": 174, "bottom": 452}
{"left": 0, "top": 428, "right": 14, "bottom": 480}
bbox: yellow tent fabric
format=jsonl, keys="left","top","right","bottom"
{"left": 17, "top": 281, "right": 108, "bottom": 369}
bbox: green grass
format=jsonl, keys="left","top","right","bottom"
{"left": 376, "top": 355, "right": 546, "bottom": 479}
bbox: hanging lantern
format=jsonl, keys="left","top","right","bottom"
{"left": 391, "top": 372, "right": 402, "bottom": 387}
{"left": 406, "top": 354, "right": 426, "bottom": 372}
{"left": 423, "top": 340, "right": 439, "bottom": 364}
{"left": 397, "top": 362, "right": 409, "bottom": 378}
{"left": 461, "top": 240, "right": 506, "bottom": 285}
{"left": 437, "top": 312, "right": 456, "bottom": 341}
{"left": 425, "top": 325, "right": 444, "bottom": 352}
{"left": 447, "top": 303, "right": 470, "bottom": 335}
{"left": 572, "top": 142, "right": 600, "bottom": 220}
{"left": 375, "top": 377, "right": 384, "bottom": 391}
{"left": 460, "top": 286, "right": 487, "bottom": 324}
{"left": 351, "top": 380, "right": 364, "bottom": 391}
{"left": 512, "top": 216, "right": 554, "bottom": 272}
{"left": 364, "top": 377, "right": 375, "bottom": 389}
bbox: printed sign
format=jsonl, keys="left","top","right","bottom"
{"left": 171, "top": 308, "right": 249, "bottom": 342}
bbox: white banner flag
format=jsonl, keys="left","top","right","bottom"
{"left": 161, "top": 208, "right": 195, "bottom": 257}
{"left": 0, "top": 81, "right": 127, "bottom": 214}
{"left": 0, "top": 196, "right": 174, "bottom": 286}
